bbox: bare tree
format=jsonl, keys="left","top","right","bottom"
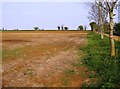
{"left": 88, "top": 0, "right": 118, "bottom": 56}
{"left": 84, "top": 25, "right": 87, "bottom": 30}
{"left": 97, "top": 0, "right": 118, "bottom": 56}
{"left": 98, "top": 0, "right": 104, "bottom": 39}
{"left": 87, "top": 1, "right": 108, "bottom": 39}
{"left": 87, "top": 2, "right": 100, "bottom": 24}
{"left": 106, "top": 0, "right": 118, "bottom": 56}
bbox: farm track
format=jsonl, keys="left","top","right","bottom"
{"left": 2, "top": 31, "right": 90, "bottom": 87}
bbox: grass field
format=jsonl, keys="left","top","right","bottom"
{"left": 2, "top": 31, "right": 91, "bottom": 87}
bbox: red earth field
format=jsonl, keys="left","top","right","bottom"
{"left": 2, "top": 31, "right": 92, "bottom": 87}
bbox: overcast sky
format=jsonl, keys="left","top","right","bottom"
{"left": 1, "top": 2, "right": 90, "bottom": 30}
{"left": 1, "top": 0, "right": 119, "bottom": 30}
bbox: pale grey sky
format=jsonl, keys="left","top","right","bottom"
{"left": 1, "top": 1, "right": 119, "bottom": 30}
{"left": 2, "top": 2, "right": 90, "bottom": 30}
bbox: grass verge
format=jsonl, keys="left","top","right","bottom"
{"left": 61, "top": 69, "right": 76, "bottom": 86}
{"left": 81, "top": 32, "right": 120, "bottom": 88}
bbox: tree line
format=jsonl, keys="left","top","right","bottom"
{"left": 87, "top": 0, "right": 119, "bottom": 57}
{"left": 1, "top": 25, "right": 87, "bottom": 31}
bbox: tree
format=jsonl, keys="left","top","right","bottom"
{"left": 57, "top": 26, "right": 60, "bottom": 30}
{"left": 84, "top": 25, "right": 87, "bottom": 30}
{"left": 78, "top": 25, "right": 83, "bottom": 30}
{"left": 98, "top": 0, "right": 104, "bottom": 39}
{"left": 61, "top": 25, "right": 64, "bottom": 30}
{"left": 87, "top": 2, "right": 99, "bottom": 24}
{"left": 64, "top": 27, "right": 69, "bottom": 30}
{"left": 34, "top": 27, "right": 39, "bottom": 31}
{"left": 87, "top": 1, "right": 108, "bottom": 39}
{"left": 89, "top": 22, "right": 96, "bottom": 31}
{"left": 87, "top": 1, "right": 107, "bottom": 25}
{"left": 2, "top": 28, "right": 4, "bottom": 31}
{"left": 97, "top": 0, "right": 118, "bottom": 56}
{"left": 88, "top": 0, "right": 118, "bottom": 56}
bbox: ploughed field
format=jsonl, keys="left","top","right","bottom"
{"left": 2, "top": 31, "right": 90, "bottom": 87}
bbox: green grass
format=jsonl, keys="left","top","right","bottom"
{"left": 64, "top": 69, "right": 76, "bottom": 76}
{"left": 61, "top": 69, "right": 76, "bottom": 86}
{"left": 2, "top": 48, "right": 22, "bottom": 59}
{"left": 0, "top": 50, "right": 2, "bottom": 59}
{"left": 81, "top": 32, "right": 120, "bottom": 88}
{"left": 61, "top": 77, "right": 70, "bottom": 86}
{"left": 72, "top": 62, "right": 83, "bottom": 67}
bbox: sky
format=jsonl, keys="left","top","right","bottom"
{"left": 118, "top": 1, "right": 120, "bottom": 22}
{"left": 1, "top": 2, "right": 90, "bottom": 30}
{"left": 0, "top": 0, "right": 119, "bottom": 30}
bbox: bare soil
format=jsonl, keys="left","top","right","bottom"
{"left": 2, "top": 31, "right": 90, "bottom": 87}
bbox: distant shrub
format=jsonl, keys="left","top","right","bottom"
{"left": 57, "top": 26, "right": 60, "bottom": 30}
{"left": 64, "top": 27, "right": 69, "bottom": 30}
{"left": 78, "top": 25, "right": 83, "bottom": 30}
{"left": 34, "top": 27, "right": 39, "bottom": 31}
{"left": 61, "top": 26, "right": 64, "bottom": 30}
{"left": 89, "top": 22, "right": 96, "bottom": 31}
